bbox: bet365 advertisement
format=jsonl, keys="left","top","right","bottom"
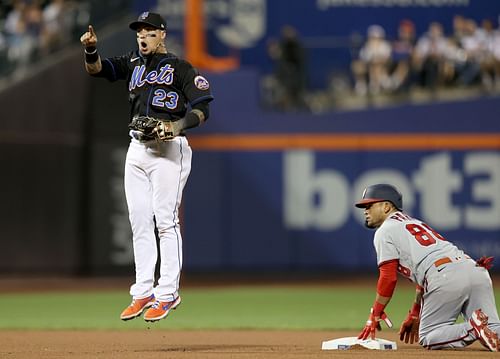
{"left": 93, "top": 68, "right": 500, "bottom": 272}
{"left": 181, "top": 148, "right": 500, "bottom": 271}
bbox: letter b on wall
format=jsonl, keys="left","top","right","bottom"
{"left": 283, "top": 151, "right": 349, "bottom": 230}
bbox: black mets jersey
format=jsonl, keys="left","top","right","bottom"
{"left": 94, "top": 51, "right": 214, "bottom": 121}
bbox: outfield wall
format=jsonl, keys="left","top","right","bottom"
{"left": 180, "top": 70, "right": 500, "bottom": 272}
{"left": 86, "top": 68, "right": 500, "bottom": 273}
{"left": 1, "top": 60, "right": 499, "bottom": 274}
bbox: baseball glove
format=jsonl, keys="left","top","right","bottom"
{"left": 152, "top": 120, "right": 181, "bottom": 141}
{"left": 129, "top": 116, "right": 181, "bottom": 141}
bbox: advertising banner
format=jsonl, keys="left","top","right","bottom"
{"left": 182, "top": 147, "right": 500, "bottom": 271}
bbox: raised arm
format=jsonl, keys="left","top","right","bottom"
{"left": 80, "top": 25, "right": 102, "bottom": 74}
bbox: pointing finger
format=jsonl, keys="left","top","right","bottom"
{"left": 89, "top": 25, "right": 95, "bottom": 36}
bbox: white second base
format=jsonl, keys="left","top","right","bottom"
{"left": 321, "top": 336, "right": 397, "bottom": 350}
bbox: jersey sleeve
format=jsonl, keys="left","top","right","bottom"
{"left": 179, "top": 61, "right": 214, "bottom": 106}
{"left": 374, "top": 227, "right": 400, "bottom": 266}
{"left": 92, "top": 53, "right": 131, "bottom": 82}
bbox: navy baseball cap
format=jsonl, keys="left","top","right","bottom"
{"left": 355, "top": 184, "right": 403, "bottom": 210}
{"left": 129, "top": 12, "right": 166, "bottom": 31}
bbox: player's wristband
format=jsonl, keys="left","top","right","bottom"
{"left": 84, "top": 46, "right": 99, "bottom": 63}
{"left": 372, "top": 300, "right": 386, "bottom": 317}
{"left": 409, "top": 302, "right": 421, "bottom": 317}
{"left": 176, "top": 111, "right": 202, "bottom": 131}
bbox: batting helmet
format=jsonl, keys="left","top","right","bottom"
{"left": 355, "top": 184, "right": 403, "bottom": 210}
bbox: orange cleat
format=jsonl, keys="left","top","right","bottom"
{"left": 120, "top": 294, "right": 155, "bottom": 321}
{"left": 143, "top": 296, "right": 181, "bottom": 322}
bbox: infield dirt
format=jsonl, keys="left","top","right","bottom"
{"left": 0, "top": 276, "right": 497, "bottom": 358}
{"left": 0, "top": 329, "right": 491, "bottom": 358}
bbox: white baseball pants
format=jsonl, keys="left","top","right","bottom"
{"left": 124, "top": 136, "right": 192, "bottom": 302}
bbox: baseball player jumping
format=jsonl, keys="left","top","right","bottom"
{"left": 80, "top": 12, "right": 213, "bottom": 322}
{"left": 355, "top": 184, "right": 500, "bottom": 351}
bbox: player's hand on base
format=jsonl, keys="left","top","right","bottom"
{"left": 358, "top": 309, "right": 392, "bottom": 340}
{"left": 80, "top": 25, "right": 98, "bottom": 48}
{"left": 358, "top": 313, "right": 378, "bottom": 340}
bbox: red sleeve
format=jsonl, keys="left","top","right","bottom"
{"left": 377, "top": 259, "right": 398, "bottom": 297}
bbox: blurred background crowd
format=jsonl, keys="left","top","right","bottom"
{"left": 1, "top": 1, "right": 500, "bottom": 113}
{"left": 352, "top": 16, "right": 500, "bottom": 95}
{"left": 263, "top": 16, "right": 500, "bottom": 113}
{"left": 352, "top": 15, "right": 500, "bottom": 95}
{"left": 0, "top": 0, "right": 91, "bottom": 78}
{"left": 0, "top": 0, "right": 135, "bottom": 82}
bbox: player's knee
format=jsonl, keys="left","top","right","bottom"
{"left": 418, "top": 330, "right": 465, "bottom": 350}
{"left": 418, "top": 330, "right": 437, "bottom": 349}
{"left": 418, "top": 334, "right": 429, "bottom": 348}
{"left": 129, "top": 211, "right": 154, "bottom": 225}
{"left": 156, "top": 222, "right": 176, "bottom": 236}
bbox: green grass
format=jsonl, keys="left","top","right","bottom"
{"left": 0, "top": 286, "right": 405, "bottom": 330}
{"left": 1, "top": 286, "right": 498, "bottom": 330}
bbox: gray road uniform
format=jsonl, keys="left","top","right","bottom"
{"left": 374, "top": 211, "right": 500, "bottom": 349}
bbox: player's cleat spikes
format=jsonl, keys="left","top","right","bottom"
{"left": 120, "top": 294, "right": 155, "bottom": 321}
{"left": 143, "top": 296, "right": 181, "bottom": 322}
{"left": 470, "top": 309, "right": 500, "bottom": 352}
